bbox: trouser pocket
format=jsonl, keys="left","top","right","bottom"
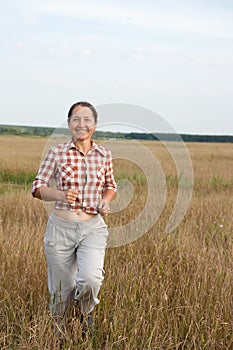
{"left": 44, "top": 220, "right": 57, "bottom": 246}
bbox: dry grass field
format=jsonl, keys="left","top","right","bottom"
{"left": 0, "top": 135, "right": 233, "bottom": 349}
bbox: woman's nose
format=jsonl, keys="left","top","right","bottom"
{"left": 79, "top": 118, "right": 85, "bottom": 127}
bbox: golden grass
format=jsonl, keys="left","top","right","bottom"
{"left": 0, "top": 135, "right": 48, "bottom": 173}
{"left": 0, "top": 136, "right": 233, "bottom": 349}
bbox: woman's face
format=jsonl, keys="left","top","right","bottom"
{"left": 68, "top": 105, "right": 96, "bottom": 142}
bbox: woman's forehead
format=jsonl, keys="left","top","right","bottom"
{"left": 72, "top": 106, "right": 94, "bottom": 117}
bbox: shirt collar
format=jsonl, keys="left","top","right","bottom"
{"left": 64, "top": 139, "right": 106, "bottom": 156}
{"left": 92, "top": 142, "right": 106, "bottom": 156}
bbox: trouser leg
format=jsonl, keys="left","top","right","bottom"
{"left": 75, "top": 216, "right": 108, "bottom": 315}
{"left": 44, "top": 217, "right": 77, "bottom": 318}
{"left": 75, "top": 245, "right": 106, "bottom": 315}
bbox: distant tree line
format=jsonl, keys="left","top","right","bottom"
{"left": 0, "top": 125, "right": 232, "bottom": 143}
{"left": 123, "top": 132, "right": 233, "bottom": 143}
{"left": 0, "top": 125, "right": 55, "bottom": 137}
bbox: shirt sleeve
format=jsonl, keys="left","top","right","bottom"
{"left": 32, "top": 148, "right": 57, "bottom": 196}
{"left": 103, "top": 150, "right": 117, "bottom": 192}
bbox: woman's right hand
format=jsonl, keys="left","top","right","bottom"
{"left": 64, "top": 189, "right": 79, "bottom": 204}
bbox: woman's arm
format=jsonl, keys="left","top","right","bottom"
{"left": 33, "top": 187, "right": 79, "bottom": 204}
{"left": 33, "top": 186, "right": 64, "bottom": 201}
{"left": 98, "top": 188, "right": 116, "bottom": 216}
{"left": 102, "top": 188, "right": 116, "bottom": 203}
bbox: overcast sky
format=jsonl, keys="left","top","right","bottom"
{"left": 1, "top": 0, "right": 233, "bottom": 135}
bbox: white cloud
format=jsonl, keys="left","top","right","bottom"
{"left": 13, "top": 31, "right": 233, "bottom": 70}
{"left": 21, "top": 0, "right": 233, "bottom": 39}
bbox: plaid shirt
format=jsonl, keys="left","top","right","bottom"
{"left": 32, "top": 140, "right": 117, "bottom": 214}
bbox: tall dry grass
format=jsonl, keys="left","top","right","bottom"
{"left": 0, "top": 136, "right": 233, "bottom": 349}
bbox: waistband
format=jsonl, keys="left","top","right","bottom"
{"left": 49, "top": 212, "right": 103, "bottom": 230}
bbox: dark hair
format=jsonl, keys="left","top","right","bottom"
{"left": 67, "top": 101, "right": 98, "bottom": 123}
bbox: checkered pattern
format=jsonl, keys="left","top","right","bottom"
{"left": 32, "top": 140, "right": 117, "bottom": 214}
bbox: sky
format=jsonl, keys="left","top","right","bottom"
{"left": 1, "top": 0, "right": 233, "bottom": 135}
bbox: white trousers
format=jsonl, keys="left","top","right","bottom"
{"left": 44, "top": 212, "right": 108, "bottom": 317}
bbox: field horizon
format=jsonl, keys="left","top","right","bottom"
{"left": 1, "top": 124, "right": 233, "bottom": 143}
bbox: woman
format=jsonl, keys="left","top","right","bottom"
{"left": 32, "top": 101, "right": 116, "bottom": 333}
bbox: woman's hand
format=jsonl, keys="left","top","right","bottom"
{"left": 64, "top": 189, "right": 79, "bottom": 204}
{"left": 97, "top": 199, "right": 110, "bottom": 216}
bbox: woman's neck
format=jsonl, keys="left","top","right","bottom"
{"left": 74, "top": 139, "right": 92, "bottom": 155}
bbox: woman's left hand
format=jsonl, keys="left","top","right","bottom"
{"left": 97, "top": 200, "right": 110, "bottom": 216}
